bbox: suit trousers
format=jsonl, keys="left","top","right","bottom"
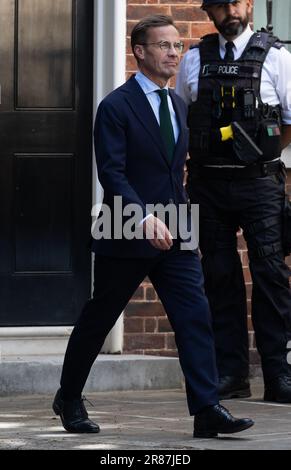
{"left": 60, "top": 243, "right": 219, "bottom": 415}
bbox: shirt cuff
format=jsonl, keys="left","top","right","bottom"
{"left": 139, "top": 214, "right": 154, "bottom": 227}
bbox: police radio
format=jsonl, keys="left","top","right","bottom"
{"left": 243, "top": 89, "right": 255, "bottom": 119}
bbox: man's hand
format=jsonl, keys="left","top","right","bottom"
{"left": 143, "top": 215, "right": 174, "bottom": 251}
{"left": 184, "top": 154, "right": 190, "bottom": 187}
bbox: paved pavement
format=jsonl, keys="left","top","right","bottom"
{"left": 0, "top": 379, "right": 291, "bottom": 450}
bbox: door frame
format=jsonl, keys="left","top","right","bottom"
{"left": 93, "top": 0, "right": 126, "bottom": 353}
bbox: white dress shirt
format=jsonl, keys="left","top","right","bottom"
{"left": 176, "top": 25, "right": 291, "bottom": 125}
{"left": 135, "top": 71, "right": 180, "bottom": 143}
{"left": 135, "top": 71, "right": 180, "bottom": 225}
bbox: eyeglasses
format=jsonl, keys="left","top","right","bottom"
{"left": 140, "top": 41, "right": 184, "bottom": 53}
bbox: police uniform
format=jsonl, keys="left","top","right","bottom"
{"left": 176, "top": 12, "right": 291, "bottom": 400}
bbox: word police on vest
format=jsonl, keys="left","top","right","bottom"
{"left": 202, "top": 64, "right": 239, "bottom": 76}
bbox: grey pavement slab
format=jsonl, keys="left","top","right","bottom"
{"left": 0, "top": 379, "right": 291, "bottom": 450}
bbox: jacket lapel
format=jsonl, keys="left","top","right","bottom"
{"left": 169, "top": 89, "right": 187, "bottom": 165}
{"left": 123, "top": 76, "right": 171, "bottom": 166}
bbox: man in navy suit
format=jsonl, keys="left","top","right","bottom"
{"left": 53, "top": 15, "right": 254, "bottom": 438}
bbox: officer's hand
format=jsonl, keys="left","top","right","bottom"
{"left": 143, "top": 216, "right": 174, "bottom": 251}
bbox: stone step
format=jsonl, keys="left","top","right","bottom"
{"left": 0, "top": 355, "right": 183, "bottom": 396}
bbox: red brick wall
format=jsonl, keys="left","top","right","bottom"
{"left": 126, "top": 0, "right": 216, "bottom": 80}
{"left": 124, "top": 1, "right": 291, "bottom": 368}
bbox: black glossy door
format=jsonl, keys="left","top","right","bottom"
{"left": 0, "top": 0, "right": 93, "bottom": 326}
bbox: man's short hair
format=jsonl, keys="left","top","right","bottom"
{"left": 131, "top": 15, "right": 178, "bottom": 61}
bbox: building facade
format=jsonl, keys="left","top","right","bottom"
{"left": 0, "top": 0, "right": 290, "bottom": 371}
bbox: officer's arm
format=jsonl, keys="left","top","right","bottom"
{"left": 282, "top": 125, "right": 291, "bottom": 150}
{"left": 175, "top": 48, "right": 199, "bottom": 106}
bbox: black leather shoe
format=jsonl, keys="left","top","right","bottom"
{"left": 194, "top": 404, "right": 254, "bottom": 438}
{"left": 264, "top": 376, "right": 291, "bottom": 403}
{"left": 52, "top": 389, "right": 100, "bottom": 433}
{"left": 219, "top": 376, "right": 251, "bottom": 400}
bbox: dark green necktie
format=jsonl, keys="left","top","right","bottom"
{"left": 155, "top": 89, "right": 176, "bottom": 162}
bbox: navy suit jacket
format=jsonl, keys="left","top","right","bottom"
{"left": 92, "top": 75, "right": 190, "bottom": 258}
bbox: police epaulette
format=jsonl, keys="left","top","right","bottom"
{"left": 256, "top": 29, "right": 283, "bottom": 49}
{"left": 190, "top": 33, "right": 219, "bottom": 50}
{"left": 251, "top": 31, "right": 282, "bottom": 50}
{"left": 201, "top": 33, "right": 218, "bottom": 41}
{"left": 253, "top": 33, "right": 268, "bottom": 49}
{"left": 272, "top": 41, "right": 284, "bottom": 49}
{"left": 241, "top": 32, "right": 282, "bottom": 62}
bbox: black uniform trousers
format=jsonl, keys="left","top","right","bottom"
{"left": 60, "top": 243, "right": 219, "bottom": 415}
{"left": 189, "top": 169, "right": 291, "bottom": 383}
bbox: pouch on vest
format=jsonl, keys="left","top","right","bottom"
{"left": 283, "top": 195, "right": 291, "bottom": 257}
{"left": 232, "top": 121, "right": 263, "bottom": 165}
{"left": 257, "top": 119, "right": 282, "bottom": 162}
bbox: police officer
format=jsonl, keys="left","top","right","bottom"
{"left": 176, "top": 0, "right": 291, "bottom": 402}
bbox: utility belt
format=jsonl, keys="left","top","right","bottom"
{"left": 189, "top": 111, "right": 282, "bottom": 166}
{"left": 192, "top": 160, "right": 283, "bottom": 180}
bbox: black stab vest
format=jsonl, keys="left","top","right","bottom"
{"left": 187, "top": 31, "right": 283, "bottom": 167}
